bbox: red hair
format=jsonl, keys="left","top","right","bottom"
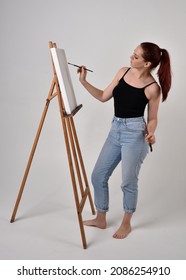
{"left": 141, "top": 42, "right": 172, "bottom": 102}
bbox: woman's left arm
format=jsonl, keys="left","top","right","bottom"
{"left": 145, "top": 83, "right": 161, "bottom": 144}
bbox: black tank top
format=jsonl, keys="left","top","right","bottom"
{"left": 113, "top": 68, "right": 156, "bottom": 118}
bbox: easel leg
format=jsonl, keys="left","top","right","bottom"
{"left": 69, "top": 117, "right": 95, "bottom": 215}
{"left": 10, "top": 99, "right": 50, "bottom": 223}
{"left": 61, "top": 116, "right": 87, "bottom": 249}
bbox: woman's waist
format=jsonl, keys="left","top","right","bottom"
{"left": 113, "top": 115, "right": 145, "bottom": 124}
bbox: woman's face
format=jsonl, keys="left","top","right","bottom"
{"left": 130, "top": 45, "right": 146, "bottom": 68}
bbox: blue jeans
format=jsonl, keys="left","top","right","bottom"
{"left": 91, "top": 116, "right": 149, "bottom": 213}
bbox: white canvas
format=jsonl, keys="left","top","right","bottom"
{"left": 50, "top": 48, "right": 77, "bottom": 115}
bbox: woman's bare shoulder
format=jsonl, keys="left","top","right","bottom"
{"left": 115, "top": 67, "right": 129, "bottom": 80}
{"left": 146, "top": 82, "right": 161, "bottom": 101}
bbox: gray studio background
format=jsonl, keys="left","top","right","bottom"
{"left": 0, "top": 0, "right": 186, "bottom": 259}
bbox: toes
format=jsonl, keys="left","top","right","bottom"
{"left": 113, "top": 233, "right": 123, "bottom": 239}
{"left": 113, "top": 228, "right": 131, "bottom": 239}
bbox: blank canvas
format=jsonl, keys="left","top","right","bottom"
{"left": 50, "top": 48, "right": 77, "bottom": 115}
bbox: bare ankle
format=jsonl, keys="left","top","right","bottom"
{"left": 97, "top": 212, "right": 106, "bottom": 220}
{"left": 112, "top": 212, "right": 133, "bottom": 239}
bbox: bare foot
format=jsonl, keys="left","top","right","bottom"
{"left": 83, "top": 218, "right": 107, "bottom": 229}
{"left": 113, "top": 223, "right": 131, "bottom": 239}
{"left": 83, "top": 212, "right": 107, "bottom": 229}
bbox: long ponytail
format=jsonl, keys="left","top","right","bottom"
{"left": 141, "top": 42, "right": 172, "bottom": 102}
{"left": 157, "top": 49, "right": 172, "bottom": 101}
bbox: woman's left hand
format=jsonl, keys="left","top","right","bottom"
{"left": 145, "top": 133, "right": 156, "bottom": 144}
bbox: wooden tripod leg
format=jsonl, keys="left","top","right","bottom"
{"left": 67, "top": 117, "right": 84, "bottom": 196}
{"left": 70, "top": 117, "right": 95, "bottom": 215}
{"left": 61, "top": 116, "right": 87, "bottom": 249}
{"left": 10, "top": 99, "right": 51, "bottom": 223}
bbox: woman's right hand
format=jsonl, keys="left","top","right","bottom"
{"left": 77, "top": 66, "right": 87, "bottom": 84}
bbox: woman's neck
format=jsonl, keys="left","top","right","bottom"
{"left": 131, "top": 67, "right": 151, "bottom": 80}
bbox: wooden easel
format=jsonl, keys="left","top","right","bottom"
{"left": 10, "top": 41, "right": 95, "bottom": 249}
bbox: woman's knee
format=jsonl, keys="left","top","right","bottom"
{"left": 91, "top": 167, "right": 108, "bottom": 189}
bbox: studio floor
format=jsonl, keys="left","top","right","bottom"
{"left": 0, "top": 189, "right": 185, "bottom": 260}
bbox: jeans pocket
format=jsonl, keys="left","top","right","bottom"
{"left": 126, "top": 121, "right": 146, "bottom": 132}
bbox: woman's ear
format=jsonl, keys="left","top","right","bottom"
{"left": 144, "top": 61, "right": 151, "bottom": 68}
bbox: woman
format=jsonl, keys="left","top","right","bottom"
{"left": 77, "top": 42, "right": 171, "bottom": 239}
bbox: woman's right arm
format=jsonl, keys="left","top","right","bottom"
{"left": 78, "top": 66, "right": 127, "bottom": 103}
